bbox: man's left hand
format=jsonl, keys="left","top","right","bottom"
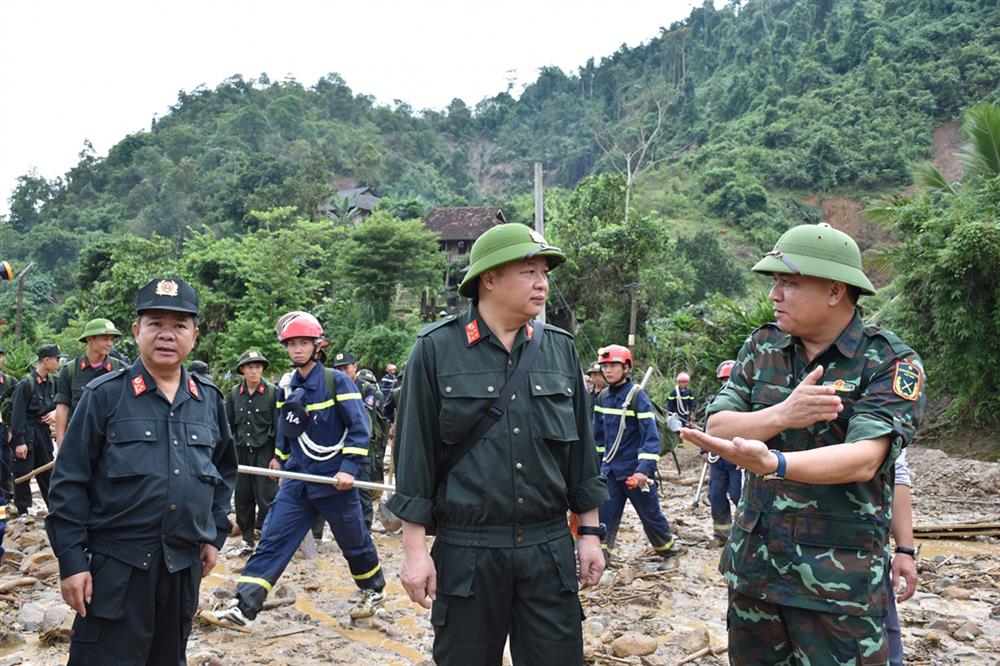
{"left": 333, "top": 472, "right": 355, "bottom": 491}
{"left": 200, "top": 544, "right": 219, "bottom": 577}
{"left": 891, "top": 552, "right": 918, "bottom": 602}
{"left": 680, "top": 429, "right": 775, "bottom": 475}
{"left": 41, "top": 410, "right": 56, "bottom": 425}
{"left": 577, "top": 536, "right": 605, "bottom": 588}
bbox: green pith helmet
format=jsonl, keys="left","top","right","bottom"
{"left": 751, "top": 223, "right": 875, "bottom": 295}
{"left": 358, "top": 368, "right": 377, "bottom": 384}
{"left": 458, "top": 223, "right": 566, "bottom": 298}
{"left": 78, "top": 318, "right": 123, "bottom": 342}
{"left": 235, "top": 350, "right": 270, "bottom": 373}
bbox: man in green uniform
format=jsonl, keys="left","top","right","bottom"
{"left": 226, "top": 350, "right": 279, "bottom": 555}
{"left": 10, "top": 344, "right": 60, "bottom": 517}
{"left": 45, "top": 277, "right": 236, "bottom": 665}
{"left": 389, "top": 223, "right": 608, "bottom": 666}
{"left": 54, "top": 318, "right": 125, "bottom": 448}
{"left": 682, "top": 224, "right": 926, "bottom": 665}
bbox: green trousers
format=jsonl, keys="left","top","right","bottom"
{"left": 430, "top": 525, "right": 584, "bottom": 666}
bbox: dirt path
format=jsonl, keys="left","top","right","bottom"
{"left": 3, "top": 444, "right": 999, "bottom": 665}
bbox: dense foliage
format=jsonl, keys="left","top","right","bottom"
{"left": 1, "top": 0, "right": 998, "bottom": 436}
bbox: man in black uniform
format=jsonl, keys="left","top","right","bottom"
{"left": 226, "top": 350, "right": 279, "bottom": 555}
{"left": 0, "top": 345, "right": 18, "bottom": 497}
{"left": 54, "top": 318, "right": 125, "bottom": 448}
{"left": 390, "top": 223, "right": 608, "bottom": 665}
{"left": 45, "top": 278, "right": 237, "bottom": 666}
{"left": 10, "top": 344, "right": 60, "bottom": 517}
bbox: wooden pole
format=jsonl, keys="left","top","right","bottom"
{"left": 14, "top": 262, "right": 33, "bottom": 344}
{"left": 534, "top": 162, "right": 546, "bottom": 324}
{"left": 628, "top": 290, "right": 638, "bottom": 346}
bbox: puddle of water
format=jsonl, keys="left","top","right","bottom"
{"left": 915, "top": 538, "right": 1000, "bottom": 559}
{"left": 293, "top": 595, "right": 425, "bottom": 663}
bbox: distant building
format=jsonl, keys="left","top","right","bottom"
{"left": 319, "top": 186, "right": 381, "bottom": 220}
{"left": 423, "top": 207, "right": 507, "bottom": 261}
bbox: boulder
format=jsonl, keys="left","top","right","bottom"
{"left": 611, "top": 632, "right": 658, "bottom": 657}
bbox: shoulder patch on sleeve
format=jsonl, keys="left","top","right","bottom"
{"left": 84, "top": 367, "right": 128, "bottom": 391}
{"left": 892, "top": 361, "right": 922, "bottom": 401}
{"left": 416, "top": 315, "right": 458, "bottom": 338}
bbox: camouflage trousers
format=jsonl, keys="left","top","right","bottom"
{"left": 728, "top": 590, "right": 888, "bottom": 665}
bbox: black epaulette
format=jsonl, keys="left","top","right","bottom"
{"left": 540, "top": 321, "right": 573, "bottom": 339}
{"left": 84, "top": 367, "right": 129, "bottom": 391}
{"left": 416, "top": 314, "right": 459, "bottom": 338}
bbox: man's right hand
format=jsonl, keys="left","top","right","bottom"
{"left": 14, "top": 444, "right": 27, "bottom": 460}
{"left": 776, "top": 365, "right": 842, "bottom": 429}
{"left": 399, "top": 546, "right": 437, "bottom": 609}
{"left": 61, "top": 571, "right": 93, "bottom": 617}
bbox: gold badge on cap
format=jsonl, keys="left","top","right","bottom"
{"left": 335, "top": 352, "right": 344, "bottom": 360}
{"left": 155, "top": 280, "right": 179, "bottom": 297}
{"left": 249, "top": 351, "right": 259, "bottom": 358}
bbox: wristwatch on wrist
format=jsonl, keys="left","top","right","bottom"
{"left": 762, "top": 449, "right": 787, "bottom": 481}
{"left": 577, "top": 523, "right": 607, "bottom": 539}
{"left": 895, "top": 545, "right": 917, "bottom": 558}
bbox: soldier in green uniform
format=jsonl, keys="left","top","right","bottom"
{"left": 332, "top": 352, "right": 383, "bottom": 529}
{"left": 0, "top": 345, "right": 18, "bottom": 497}
{"left": 226, "top": 351, "right": 279, "bottom": 555}
{"left": 54, "top": 318, "right": 125, "bottom": 448}
{"left": 682, "top": 224, "right": 926, "bottom": 665}
{"left": 389, "top": 223, "right": 608, "bottom": 666}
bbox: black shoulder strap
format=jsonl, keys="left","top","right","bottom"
{"left": 439, "top": 322, "right": 545, "bottom": 481}
{"left": 324, "top": 367, "right": 337, "bottom": 406}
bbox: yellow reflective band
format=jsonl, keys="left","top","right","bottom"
{"left": 351, "top": 563, "right": 382, "bottom": 581}
{"left": 275, "top": 401, "right": 285, "bottom": 408}
{"left": 653, "top": 537, "right": 675, "bottom": 552}
{"left": 636, "top": 411, "right": 656, "bottom": 419}
{"left": 0, "top": 506, "right": 6, "bottom": 519}
{"left": 336, "top": 392, "right": 362, "bottom": 401}
{"left": 342, "top": 447, "right": 369, "bottom": 456}
{"left": 638, "top": 453, "right": 660, "bottom": 461}
{"left": 595, "top": 406, "right": 644, "bottom": 418}
{"left": 306, "top": 399, "right": 334, "bottom": 412}
{"left": 237, "top": 575, "right": 273, "bottom": 591}
{"left": 274, "top": 448, "right": 290, "bottom": 461}
{"left": 595, "top": 446, "right": 606, "bottom": 453}
{"left": 600, "top": 544, "right": 610, "bottom": 551}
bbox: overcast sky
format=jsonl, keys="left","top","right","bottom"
{"left": 0, "top": 1, "right": 702, "bottom": 215}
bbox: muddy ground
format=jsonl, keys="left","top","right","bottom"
{"left": 2, "top": 444, "right": 999, "bottom": 665}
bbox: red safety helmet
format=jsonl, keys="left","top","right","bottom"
{"left": 386, "top": 363, "right": 397, "bottom": 373}
{"left": 676, "top": 372, "right": 690, "bottom": 383}
{"left": 716, "top": 360, "right": 736, "bottom": 380}
{"left": 276, "top": 311, "right": 325, "bottom": 343}
{"left": 597, "top": 344, "right": 633, "bottom": 370}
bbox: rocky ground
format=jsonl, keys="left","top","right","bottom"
{"left": 2, "top": 444, "right": 999, "bottom": 665}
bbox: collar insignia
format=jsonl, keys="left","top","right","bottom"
{"left": 465, "top": 320, "right": 481, "bottom": 345}
{"left": 155, "top": 280, "right": 179, "bottom": 297}
{"left": 105, "top": 362, "right": 112, "bottom": 371}
{"left": 525, "top": 323, "right": 533, "bottom": 340}
{"left": 80, "top": 360, "right": 87, "bottom": 370}
{"left": 188, "top": 377, "right": 199, "bottom": 398}
{"left": 258, "top": 384, "right": 265, "bottom": 394}
{"left": 131, "top": 375, "right": 147, "bottom": 396}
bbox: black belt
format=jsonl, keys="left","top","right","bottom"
{"left": 436, "top": 516, "right": 568, "bottom": 548}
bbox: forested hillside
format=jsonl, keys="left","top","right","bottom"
{"left": 2, "top": 0, "right": 998, "bottom": 444}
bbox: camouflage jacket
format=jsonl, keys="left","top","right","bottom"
{"left": 706, "top": 312, "right": 925, "bottom": 617}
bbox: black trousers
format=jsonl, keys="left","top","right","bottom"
{"left": 68, "top": 549, "right": 201, "bottom": 666}
{"left": 234, "top": 445, "right": 277, "bottom": 543}
{"left": 12, "top": 426, "right": 53, "bottom": 514}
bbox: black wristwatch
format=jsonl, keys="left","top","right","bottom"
{"left": 578, "top": 523, "right": 607, "bottom": 539}
{"left": 895, "top": 545, "right": 917, "bottom": 558}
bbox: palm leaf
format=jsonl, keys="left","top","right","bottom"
{"left": 913, "top": 162, "right": 957, "bottom": 194}
{"left": 958, "top": 102, "right": 1000, "bottom": 181}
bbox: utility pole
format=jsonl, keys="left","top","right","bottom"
{"left": 628, "top": 290, "right": 638, "bottom": 347}
{"left": 534, "top": 161, "right": 546, "bottom": 325}
{"left": 15, "top": 262, "right": 34, "bottom": 344}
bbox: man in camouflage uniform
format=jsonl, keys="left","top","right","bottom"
{"left": 683, "top": 224, "right": 925, "bottom": 665}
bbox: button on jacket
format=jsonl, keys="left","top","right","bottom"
{"left": 706, "top": 312, "right": 925, "bottom": 618}
{"left": 226, "top": 380, "right": 277, "bottom": 449}
{"left": 388, "top": 305, "right": 608, "bottom": 531}
{"left": 45, "top": 361, "right": 237, "bottom": 578}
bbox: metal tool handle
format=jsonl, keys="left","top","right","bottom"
{"left": 238, "top": 464, "right": 396, "bottom": 492}
{"left": 691, "top": 460, "right": 710, "bottom": 507}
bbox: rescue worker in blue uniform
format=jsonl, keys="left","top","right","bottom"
{"left": 10, "top": 343, "right": 60, "bottom": 517}
{"left": 704, "top": 360, "right": 742, "bottom": 543}
{"left": 207, "top": 311, "right": 385, "bottom": 631}
{"left": 331, "top": 351, "right": 379, "bottom": 529}
{"left": 666, "top": 372, "right": 696, "bottom": 426}
{"left": 45, "top": 277, "right": 237, "bottom": 666}
{"left": 594, "top": 344, "right": 676, "bottom": 562}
